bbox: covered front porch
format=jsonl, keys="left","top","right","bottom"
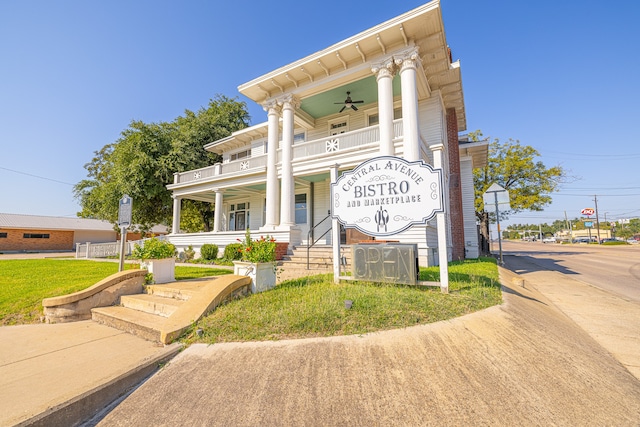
{"left": 166, "top": 120, "right": 409, "bottom": 255}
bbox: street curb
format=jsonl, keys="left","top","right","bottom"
{"left": 19, "top": 343, "right": 182, "bottom": 427}
{"left": 497, "top": 264, "right": 526, "bottom": 289}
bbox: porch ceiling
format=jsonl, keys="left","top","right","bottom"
{"left": 238, "top": 0, "right": 465, "bottom": 130}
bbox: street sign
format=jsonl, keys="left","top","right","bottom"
{"left": 118, "top": 195, "right": 132, "bottom": 228}
{"left": 331, "top": 156, "right": 443, "bottom": 236}
{"left": 581, "top": 208, "right": 595, "bottom": 216}
{"left": 482, "top": 183, "right": 511, "bottom": 213}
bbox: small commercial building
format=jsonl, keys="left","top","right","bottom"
{"left": 0, "top": 213, "right": 166, "bottom": 252}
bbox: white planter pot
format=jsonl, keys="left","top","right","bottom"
{"left": 143, "top": 258, "right": 175, "bottom": 284}
{"left": 233, "top": 261, "right": 276, "bottom": 293}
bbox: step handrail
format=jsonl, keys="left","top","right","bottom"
{"left": 307, "top": 212, "right": 332, "bottom": 270}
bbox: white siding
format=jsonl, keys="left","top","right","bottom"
{"left": 460, "top": 157, "right": 479, "bottom": 258}
{"left": 418, "top": 93, "right": 445, "bottom": 159}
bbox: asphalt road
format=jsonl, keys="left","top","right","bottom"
{"left": 499, "top": 240, "right": 640, "bottom": 302}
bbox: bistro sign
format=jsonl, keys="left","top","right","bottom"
{"left": 331, "top": 156, "right": 443, "bottom": 236}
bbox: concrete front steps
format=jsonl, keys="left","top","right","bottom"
{"left": 277, "top": 245, "right": 352, "bottom": 282}
{"left": 92, "top": 275, "right": 251, "bottom": 344}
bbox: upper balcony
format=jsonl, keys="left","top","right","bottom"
{"left": 173, "top": 120, "right": 403, "bottom": 186}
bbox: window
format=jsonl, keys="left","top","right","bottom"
{"left": 367, "top": 108, "right": 402, "bottom": 126}
{"left": 0, "top": 232, "right": 7, "bottom": 238}
{"left": 230, "top": 149, "right": 250, "bottom": 161}
{"left": 295, "top": 194, "right": 307, "bottom": 224}
{"left": 329, "top": 118, "right": 349, "bottom": 136}
{"left": 23, "top": 233, "right": 49, "bottom": 239}
{"left": 229, "top": 202, "right": 250, "bottom": 231}
{"left": 293, "top": 132, "right": 306, "bottom": 144}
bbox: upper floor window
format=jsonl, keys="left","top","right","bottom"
{"left": 294, "top": 132, "right": 306, "bottom": 144}
{"left": 329, "top": 118, "right": 349, "bottom": 135}
{"left": 0, "top": 232, "right": 7, "bottom": 238}
{"left": 230, "top": 149, "right": 250, "bottom": 161}
{"left": 367, "top": 107, "right": 402, "bottom": 126}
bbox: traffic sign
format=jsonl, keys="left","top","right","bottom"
{"left": 118, "top": 195, "right": 132, "bottom": 228}
{"left": 581, "top": 208, "right": 595, "bottom": 216}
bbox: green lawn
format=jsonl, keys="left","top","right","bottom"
{"left": 182, "top": 257, "right": 501, "bottom": 344}
{"left": 0, "top": 259, "right": 230, "bottom": 325}
{"left": 0, "top": 258, "right": 501, "bottom": 342}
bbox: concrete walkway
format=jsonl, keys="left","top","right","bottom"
{"left": 96, "top": 258, "right": 640, "bottom": 426}
{"left": 0, "top": 322, "right": 181, "bottom": 426}
{"left": 1, "top": 254, "right": 639, "bottom": 425}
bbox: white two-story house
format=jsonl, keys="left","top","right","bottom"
{"left": 166, "top": 0, "right": 487, "bottom": 266}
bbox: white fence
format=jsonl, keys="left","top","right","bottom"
{"left": 75, "top": 241, "right": 139, "bottom": 259}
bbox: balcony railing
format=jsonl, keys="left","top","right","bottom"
{"left": 174, "top": 120, "right": 404, "bottom": 185}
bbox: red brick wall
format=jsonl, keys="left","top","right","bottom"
{"left": 0, "top": 229, "right": 74, "bottom": 251}
{"left": 446, "top": 108, "right": 466, "bottom": 260}
{"left": 275, "top": 242, "right": 289, "bottom": 260}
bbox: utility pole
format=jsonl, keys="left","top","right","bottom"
{"left": 539, "top": 223, "right": 543, "bottom": 241}
{"left": 593, "top": 195, "right": 601, "bottom": 243}
{"left": 564, "top": 211, "right": 573, "bottom": 243}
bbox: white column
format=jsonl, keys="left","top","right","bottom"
{"left": 431, "top": 143, "right": 449, "bottom": 293}
{"left": 372, "top": 60, "right": 395, "bottom": 156}
{"left": 279, "top": 95, "right": 299, "bottom": 227}
{"left": 213, "top": 190, "right": 224, "bottom": 232}
{"left": 171, "top": 196, "right": 181, "bottom": 234}
{"left": 264, "top": 101, "right": 280, "bottom": 229}
{"left": 397, "top": 49, "right": 421, "bottom": 162}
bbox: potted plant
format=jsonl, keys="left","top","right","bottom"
{"left": 233, "top": 229, "right": 277, "bottom": 293}
{"left": 132, "top": 237, "right": 177, "bottom": 284}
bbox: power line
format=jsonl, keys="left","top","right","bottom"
{"left": 542, "top": 150, "right": 640, "bottom": 158}
{"left": 0, "top": 166, "right": 75, "bottom": 186}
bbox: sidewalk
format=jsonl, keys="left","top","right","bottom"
{"left": 96, "top": 259, "right": 640, "bottom": 426}
{"left": 2, "top": 255, "right": 639, "bottom": 426}
{"left": 503, "top": 254, "right": 640, "bottom": 380}
{"left": 0, "top": 322, "right": 181, "bottom": 426}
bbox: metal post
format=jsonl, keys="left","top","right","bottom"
{"left": 494, "top": 192, "right": 503, "bottom": 265}
{"left": 118, "top": 227, "right": 127, "bottom": 272}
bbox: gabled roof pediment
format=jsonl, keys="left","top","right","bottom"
{"left": 238, "top": 0, "right": 465, "bottom": 130}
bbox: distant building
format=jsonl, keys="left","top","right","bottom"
{"left": 0, "top": 213, "right": 167, "bottom": 252}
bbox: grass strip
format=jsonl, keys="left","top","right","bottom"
{"left": 182, "top": 257, "right": 501, "bottom": 344}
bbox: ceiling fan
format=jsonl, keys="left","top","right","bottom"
{"left": 335, "top": 91, "right": 364, "bottom": 112}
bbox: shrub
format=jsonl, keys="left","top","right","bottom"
{"left": 239, "top": 229, "right": 276, "bottom": 263}
{"left": 132, "top": 238, "right": 176, "bottom": 260}
{"left": 183, "top": 245, "right": 196, "bottom": 261}
{"left": 200, "top": 244, "right": 219, "bottom": 260}
{"left": 223, "top": 243, "right": 243, "bottom": 261}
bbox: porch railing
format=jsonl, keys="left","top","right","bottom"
{"left": 174, "top": 119, "right": 404, "bottom": 185}
{"left": 307, "top": 212, "right": 332, "bottom": 270}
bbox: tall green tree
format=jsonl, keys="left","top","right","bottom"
{"left": 472, "top": 131, "right": 567, "bottom": 254}
{"left": 74, "top": 95, "right": 250, "bottom": 232}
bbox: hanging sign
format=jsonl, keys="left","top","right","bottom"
{"left": 331, "top": 156, "right": 443, "bottom": 236}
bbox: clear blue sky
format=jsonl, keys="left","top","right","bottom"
{"left": 1, "top": 0, "right": 639, "bottom": 230}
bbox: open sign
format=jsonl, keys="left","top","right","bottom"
{"left": 581, "top": 208, "right": 595, "bottom": 216}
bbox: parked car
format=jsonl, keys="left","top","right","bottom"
{"left": 628, "top": 238, "right": 639, "bottom": 244}
{"left": 542, "top": 237, "right": 557, "bottom": 243}
{"left": 574, "top": 237, "right": 595, "bottom": 243}
{"left": 600, "top": 238, "right": 619, "bottom": 243}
